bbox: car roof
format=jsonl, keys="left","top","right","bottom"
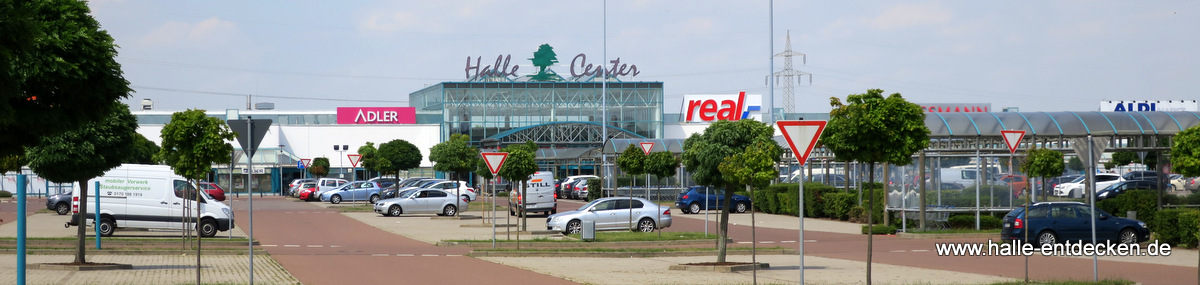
{"left": 1030, "top": 201, "right": 1086, "bottom": 206}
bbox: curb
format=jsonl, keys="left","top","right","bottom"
{"left": 897, "top": 232, "right": 998, "bottom": 240}
{"left": 439, "top": 239, "right": 726, "bottom": 249}
{"left": 31, "top": 263, "right": 133, "bottom": 271}
{"left": 469, "top": 248, "right": 797, "bottom": 258}
{"left": 0, "top": 248, "right": 269, "bottom": 255}
{"left": 669, "top": 262, "right": 770, "bottom": 272}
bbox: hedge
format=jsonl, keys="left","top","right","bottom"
{"left": 862, "top": 224, "right": 897, "bottom": 235}
{"left": 0, "top": 190, "right": 11, "bottom": 198}
{"left": 1154, "top": 209, "right": 1200, "bottom": 248}
{"left": 823, "top": 193, "right": 857, "bottom": 220}
{"left": 749, "top": 186, "right": 779, "bottom": 214}
{"left": 1097, "top": 190, "right": 1159, "bottom": 228}
{"left": 776, "top": 188, "right": 800, "bottom": 216}
{"left": 947, "top": 214, "right": 1003, "bottom": 229}
{"left": 586, "top": 179, "right": 603, "bottom": 201}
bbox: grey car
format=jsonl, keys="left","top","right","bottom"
{"left": 546, "top": 197, "right": 672, "bottom": 235}
{"left": 374, "top": 189, "right": 467, "bottom": 217}
{"left": 46, "top": 192, "right": 72, "bottom": 215}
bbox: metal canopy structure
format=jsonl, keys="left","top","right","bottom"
{"left": 604, "top": 138, "right": 686, "bottom": 154}
{"left": 916, "top": 111, "right": 1200, "bottom": 155}
{"left": 480, "top": 121, "right": 645, "bottom": 148}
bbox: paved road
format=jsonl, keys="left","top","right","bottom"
{"left": 230, "top": 196, "right": 575, "bottom": 285}
{"left": 0, "top": 197, "right": 44, "bottom": 226}
{"left": 560, "top": 199, "right": 1194, "bottom": 285}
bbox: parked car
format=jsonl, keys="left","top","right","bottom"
{"left": 197, "top": 182, "right": 227, "bottom": 202}
{"left": 546, "top": 196, "right": 672, "bottom": 235}
{"left": 674, "top": 186, "right": 751, "bottom": 214}
{"left": 1096, "top": 180, "right": 1160, "bottom": 201}
{"left": 288, "top": 178, "right": 315, "bottom": 196}
{"left": 374, "top": 189, "right": 467, "bottom": 217}
{"left": 1121, "top": 170, "right": 1158, "bottom": 181}
{"left": 46, "top": 192, "right": 72, "bottom": 215}
{"left": 997, "top": 175, "right": 1029, "bottom": 197}
{"left": 296, "top": 182, "right": 319, "bottom": 201}
{"left": 1035, "top": 174, "right": 1082, "bottom": 195}
{"left": 321, "top": 181, "right": 385, "bottom": 204}
{"left": 570, "top": 179, "right": 593, "bottom": 200}
{"left": 509, "top": 171, "right": 557, "bottom": 216}
{"left": 1168, "top": 174, "right": 1185, "bottom": 191}
{"left": 1001, "top": 202, "right": 1149, "bottom": 246}
{"left": 380, "top": 178, "right": 432, "bottom": 199}
{"left": 419, "top": 180, "right": 476, "bottom": 202}
{"left": 314, "top": 178, "right": 349, "bottom": 198}
{"left": 559, "top": 175, "right": 598, "bottom": 199}
{"left": 368, "top": 176, "right": 399, "bottom": 186}
{"left": 1186, "top": 177, "right": 1200, "bottom": 192}
{"left": 1054, "top": 173, "right": 1123, "bottom": 198}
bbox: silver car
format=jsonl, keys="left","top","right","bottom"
{"left": 374, "top": 189, "right": 467, "bottom": 217}
{"left": 546, "top": 197, "right": 672, "bottom": 235}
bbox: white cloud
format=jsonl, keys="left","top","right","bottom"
{"left": 137, "top": 17, "right": 239, "bottom": 47}
{"left": 869, "top": 3, "right": 954, "bottom": 30}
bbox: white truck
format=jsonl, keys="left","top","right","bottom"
{"left": 67, "top": 164, "right": 235, "bottom": 237}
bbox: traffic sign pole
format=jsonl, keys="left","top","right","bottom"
{"left": 480, "top": 152, "right": 508, "bottom": 249}
{"left": 777, "top": 120, "right": 827, "bottom": 285}
{"left": 1002, "top": 130, "right": 1028, "bottom": 282}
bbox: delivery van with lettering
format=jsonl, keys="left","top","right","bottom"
{"left": 66, "top": 164, "right": 234, "bottom": 237}
{"left": 509, "top": 171, "right": 557, "bottom": 216}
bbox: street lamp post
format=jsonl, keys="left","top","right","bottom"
{"left": 334, "top": 145, "right": 348, "bottom": 179}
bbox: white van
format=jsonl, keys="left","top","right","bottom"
{"left": 66, "top": 164, "right": 234, "bottom": 237}
{"left": 509, "top": 171, "right": 557, "bottom": 216}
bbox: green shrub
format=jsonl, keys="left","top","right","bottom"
{"left": 848, "top": 206, "right": 866, "bottom": 223}
{"left": 946, "top": 214, "right": 1003, "bottom": 229}
{"left": 0, "top": 190, "right": 11, "bottom": 198}
{"left": 1154, "top": 209, "right": 1200, "bottom": 248}
{"left": 824, "top": 192, "right": 857, "bottom": 220}
{"left": 862, "top": 224, "right": 897, "bottom": 235}
{"left": 776, "top": 188, "right": 800, "bottom": 216}
{"left": 1097, "top": 190, "right": 1158, "bottom": 227}
{"left": 496, "top": 191, "right": 509, "bottom": 197}
{"left": 749, "top": 187, "right": 780, "bottom": 214}
{"left": 980, "top": 215, "right": 1002, "bottom": 230}
{"left": 586, "top": 179, "right": 603, "bottom": 201}
{"left": 800, "top": 183, "right": 839, "bottom": 218}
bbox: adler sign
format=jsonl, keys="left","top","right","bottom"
{"left": 336, "top": 107, "right": 416, "bottom": 124}
{"left": 683, "top": 92, "right": 762, "bottom": 122}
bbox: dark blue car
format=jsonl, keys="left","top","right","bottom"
{"left": 1001, "top": 202, "right": 1149, "bottom": 246}
{"left": 675, "top": 186, "right": 751, "bottom": 214}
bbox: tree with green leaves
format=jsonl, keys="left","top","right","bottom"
{"left": 682, "top": 119, "right": 776, "bottom": 263}
{"left": 645, "top": 151, "right": 680, "bottom": 189}
{"left": 377, "top": 139, "right": 422, "bottom": 178}
{"left": 498, "top": 141, "right": 538, "bottom": 230}
{"left": 431, "top": 134, "right": 479, "bottom": 183}
{"left": 357, "top": 142, "right": 379, "bottom": 178}
{"left": 718, "top": 138, "right": 781, "bottom": 263}
{"left": 309, "top": 157, "right": 330, "bottom": 178}
{"left": 1173, "top": 126, "right": 1200, "bottom": 179}
{"left": 1068, "top": 156, "right": 1085, "bottom": 173}
{"left": 1021, "top": 147, "right": 1065, "bottom": 202}
{"left": 1, "top": 0, "right": 131, "bottom": 158}
{"left": 26, "top": 103, "right": 138, "bottom": 264}
{"left": 126, "top": 134, "right": 161, "bottom": 165}
{"left": 616, "top": 144, "right": 648, "bottom": 229}
{"left": 157, "top": 109, "right": 234, "bottom": 242}
{"left": 0, "top": 154, "right": 26, "bottom": 174}
{"left": 822, "top": 89, "right": 929, "bottom": 284}
{"left": 1112, "top": 151, "right": 1158, "bottom": 170}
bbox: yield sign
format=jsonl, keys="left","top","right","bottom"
{"left": 1001, "top": 130, "right": 1026, "bottom": 154}
{"left": 300, "top": 158, "right": 311, "bottom": 168}
{"left": 638, "top": 142, "right": 655, "bottom": 155}
{"left": 481, "top": 152, "right": 509, "bottom": 175}
{"left": 777, "top": 120, "right": 827, "bottom": 165}
{"left": 347, "top": 154, "right": 363, "bottom": 167}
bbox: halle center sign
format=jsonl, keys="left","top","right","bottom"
{"left": 336, "top": 107, "right": 416, "bottom": 125}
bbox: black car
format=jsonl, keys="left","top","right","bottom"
{"left": 46, "top": 192, "right": 72, "bottom": 215}
{"left": 674, "top": 186, "right": 751, "bottom": 214}
{"left": 1001, "top": 202, "right": 1149, "bottom": 246}
{"left": 1096, "top": 180, "right": 1160, "bottom": 201}
{"left": 1121, "top": 171, "right": 1159, "bottom": 181}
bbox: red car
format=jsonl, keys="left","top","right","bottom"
{"left": 296, "top": 182, "right": 319, "bottom": 201}
{"left": 198, "top": 182, "right": 227, "bottom": 202}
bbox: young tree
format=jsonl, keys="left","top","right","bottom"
{"left": 357, "top": 142, "right": 378, "bottom": 178}
{"left": 616, "top": 144, "right": 647, "bottom": 228}
{"left": 377, "top": 139, "right": 422, "bottom": 178}
{"left": 1068, "top": 157, "right": 1085, "bottom": 173}
{"left": 1112, "top": 151, "right": 1158, "bottom": 170}
{"left": 718, "top": 139, "right": 781, "bottom": 265}
{"left": 645, "top": 151, "right": 680, "bottom": 190}
{"left": 498, "top": 142, "right": 538, "bottom": 230}
{"left": 308, "top": 157, "right": 330, "bottom": 178}
{"left": 1, "top": 0, "right": 130, "bottom": 157}
{"left": 157, "top": 109, "right": 235, "bottom": 243}
{"left": 822, "top": 89, "right": 929, "bottom": 284}
{"left": 431, "top": 134, "right": 479, "bottom": 211}
{"left": 682, "top": 119, "right": 776, "bottom": 263}
{"left": 1021, "top": 147, "right": 1065, "bottom": 202}
{"left": 25, "top": 104, "right": 138, "bottom": 264}
{"left": 1173, "top": 126, "right": 1200, "bottom": 180}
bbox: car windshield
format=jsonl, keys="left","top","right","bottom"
{"left": 398, "top": 189, "right": 418, "bottom": 198}
{"left": 1069, "top": 176, "right": 1086, "bottom": 183}
{"left": 302, "top": 183, "right": 316, "bottom": 188}
{"left": 576, "top": 199, "right": 604, "bottom": 211}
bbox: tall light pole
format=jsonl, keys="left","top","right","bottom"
{"left": 334, "top": 145, "right": 348, "bottom": 180}
{"left": 601, "top": 0, "right": 610, "bottom": 192}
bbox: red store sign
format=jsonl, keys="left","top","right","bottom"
{"left": 336, "top": 107, "right": 416, "bottom": 124}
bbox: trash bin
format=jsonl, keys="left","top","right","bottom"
{"left": 582, "top": 220, "right": 596, "bottom": 242}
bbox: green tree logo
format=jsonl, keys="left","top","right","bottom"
{"left": 528, "top": 44, "right": 559, "bottom": 81}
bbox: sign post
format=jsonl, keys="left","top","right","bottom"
{"left": 777, "top": 120, "right": 827, "bottom": 285}
{"left": 228, "top": 117, "right": 271, "bottom": 285}
{"left": 1001, "top": 130, "right": 1027, "bottom": 282}
{"left": 638, "top": 142, "right": 660, "bottom": 236}
{"left": 348, "top": 154, "right": 362, "bottom": 182}
{"left": 481, "top": 152, "right": 509, "bottom": 249}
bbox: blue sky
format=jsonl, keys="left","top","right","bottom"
{"left": 88, "top": 0, "right": 1199, "bottom": 114}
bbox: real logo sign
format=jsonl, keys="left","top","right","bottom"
{"left": 683, "top": 92, "right": 762, "bottom": 122}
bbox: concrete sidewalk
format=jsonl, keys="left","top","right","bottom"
{"left": 0, "top": 213, "right": 299, "bottom": 285}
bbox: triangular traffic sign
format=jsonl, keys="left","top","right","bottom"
{"left": 348, "top": 154, "right": 363, "bottom": 167}
{"left": 481, "top": 152, "right": 509, "bottom": 175}
{"left": 1001, "top": 130, "right": 1025, "bottom": 154}
{"left": 777, "top": 120, "right": 827, "bottom": 166}
{"left": 301, "top": 158, "right": 311, "bottom": 168}
{"left": 228, "top": 119, "right": 272, "bottom": 157}
{"left": 639, "top": 142, "right": 655, "bottom": 155}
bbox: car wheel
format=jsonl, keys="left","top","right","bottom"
{"left": 1118, "top": 229, "right": 1138, "bottom": 245}
{"left": 689, "top": 203, "right": 701, "bottom": 214}
{"left": 636, "top": 218, "right": 656, "bottom": 232}
{"left": 98, "top": 218, "right": 116, "bottom": 237}
{"left": 443, "top": 205, "right": 458, "bottom": 216}
{"left": 551, "top": 208, "right": 557, "bottom": 215}
{"left": 198, "top": 219, "right": 218, "bottom": 237}
{"left": 735, "top": 201, "right": 748, "bottom": 213}
{"left": 1037, "top": 230, "right": 1057, "bottom": 246}
{"left": 1170, "top": 185, "right": 1178, "bottom": 191}
{"left": 330, "top": 195, "right": 342, "bottom": 204}
{"left": 55, "top": 203, "right": 70, "bottom": 215}
{"left": 462, "top": 195, "right": 470, "bottom": 202}
{"left": 388, "top": 205, "right": 402, "bottom": 216}
{"left": 565, "top": 220, "right": 582, "bottom": 235}
{"left": 369, "top": 195, "right": 380, "bottom": 204}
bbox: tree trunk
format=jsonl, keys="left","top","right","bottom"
{"left": 521, "top": 180, "right": 528, "bottom": 231}
{"left": 75, "top": 180, "right": 88, "bottom": 264}
{"left": 716, "top": 184, "right": 733, "bottom": 263}
{"left": 867, "top": 163, "right": 875, "bottom": 285}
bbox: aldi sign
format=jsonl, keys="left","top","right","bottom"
{"left": 683, "top": 92, "right": 762, "bottom": 122}
{"left": 336, "top": 107, "right": 416, "bottom": 124}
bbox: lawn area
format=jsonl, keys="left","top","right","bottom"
{"left": 989, "top": 279, "right": 1133, "bottom": 285}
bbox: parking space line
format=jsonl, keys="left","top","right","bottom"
{"left": 889, "top": 250, "right": 907, "bottom": 253}
{"left": 261, "top": 245, "right": 277, "bottom": 247}
{"left": 446, "top": 254, "right": 462, "bottom": 257}
{"left": 284, "top": 245, "right": 300, "bottom": 247}
{"left": 737, "top": 242, "right": 752, "bottom": 244}
{"left": 912, "top": 249, "right": 929, "bottom": 252}
{"left": 421, "top": 254, "right": 439, "bottom": 257}
{"left": 804, "top": 240, "right": 817, "bottom": 242}
{"left": 371, "top": 254, "right": 390, "bottom": 257}
{"left": 396, "top": 254, "right": 414, "bottom": 257}
{"left": 330, "top": 245, "right": 343, "bottom": 248}
{"left": 781, "top": 241, "right": 797, "bottom": 243}
{"left": 307, "top": 245, "right": 323, "bottom": 248}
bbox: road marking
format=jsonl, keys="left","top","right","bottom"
{"left": 912, "top": 249, "right": 929, "bottom": 252}
{"left": 760, "top": 241, "right": 775, "bottom": 244}
{"left": 446, "top": 254, "right": 462, "bottom": 257}
{"left": 371, "top": 254, "right": 389, "bottom": 257}
{"left": 261, "top": 245, "right": 277, "bottom": 247}
{"left": 307, "top": 245, "right": 323, "bottom": 248}
{"left": 781, "top": 241, "right": 797, "bottom": 243}
{"left": 889, "top": 250, "right": 907, "bottom": 253}
{"left": 396, "top": 254, "right": 414, "bottom": 257}
{"left": 737, "top": 242, "right": 753, "bottom": 244}
{"left": 330, "top": 245, "right": 343, "bottom": 248}
{"left": 421, "top": 254, "right": 438, "bottom": 257}
{"left": 804, "top": 240, "right": 817, "bottom": 242}
{"left": 284, "top": 245, "right": 300, "bottom": 247}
